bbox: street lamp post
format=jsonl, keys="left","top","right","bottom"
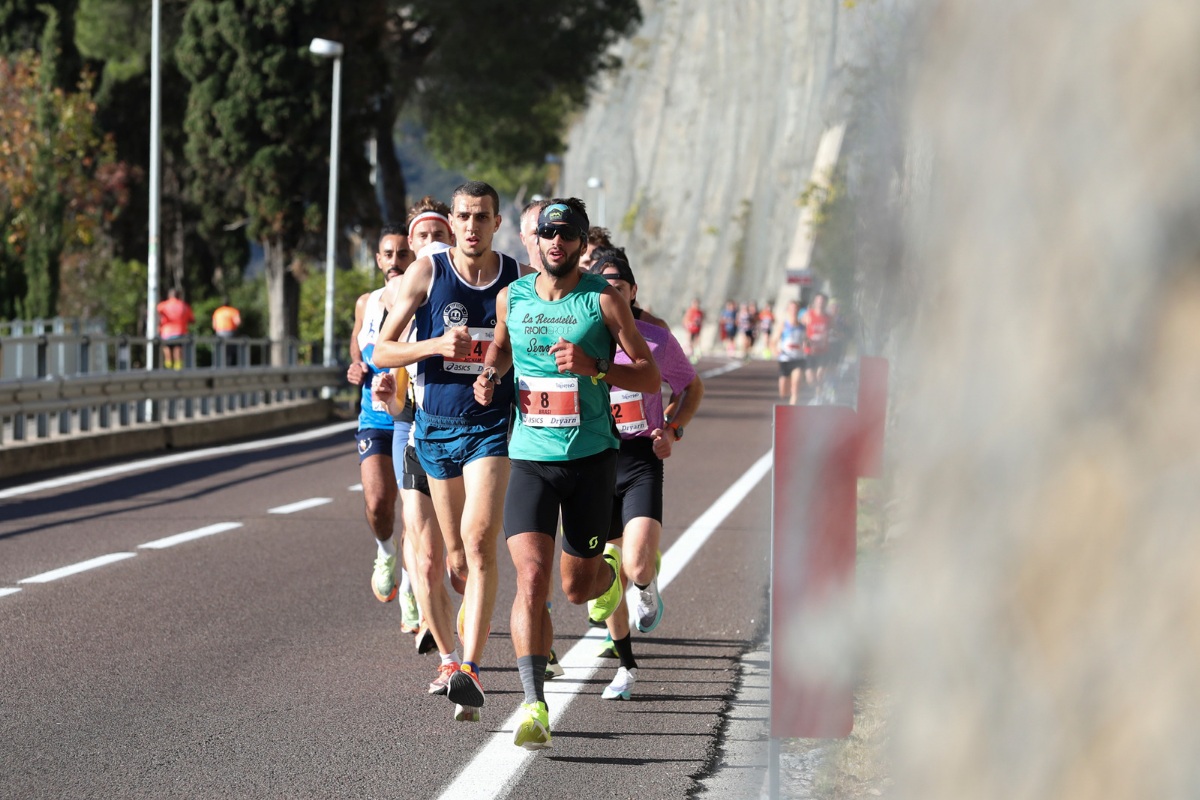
{"left": 310, "top": 37, "right": 344, "bottom": 367}
{"left": 587, "top": 176, "right": 605, "bottom": 229}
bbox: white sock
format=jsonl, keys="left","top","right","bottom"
{"left": 377, "top": 537, "right": 396, "bottom": 558}
{"left": 398, "top": 568, "right": 412, "bottom": 595}
{"left": 441, "top": 650, "right": 460, "bottom": 666}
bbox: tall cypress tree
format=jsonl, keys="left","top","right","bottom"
{"left": 21, "top": 6, "right": 68, "bottom": 318}
{"left": 177, "top": 0, "right": 328, "bottom": 355}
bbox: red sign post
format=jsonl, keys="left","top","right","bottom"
{"left": 770, "top": 357, "right": 888, "bottom": 738}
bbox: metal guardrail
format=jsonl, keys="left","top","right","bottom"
{"left": 0, "top": 330, "right": 319, "bottom": 380}
{"left": 0, "top": 365, "right": 344, "bottom": 447}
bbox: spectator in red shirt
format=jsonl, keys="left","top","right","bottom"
{"left": 157, "top": 288, "right": 194, "bottom": 370}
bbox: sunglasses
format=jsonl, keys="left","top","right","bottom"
{"left": 537, "top": 224, "right": 583, "bottom": 242}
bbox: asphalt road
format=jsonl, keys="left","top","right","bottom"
{"left": 0, "top": 358, "right": 782, "bottom": 799}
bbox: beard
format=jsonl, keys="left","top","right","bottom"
{"left": 540, "top": 247, "right": 581, "bottom": 278}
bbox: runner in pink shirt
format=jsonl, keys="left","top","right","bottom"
{"left": 588, "top": 247, "right": 705, "bottom": 700}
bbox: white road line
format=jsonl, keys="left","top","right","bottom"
{"left": 349, "top": 484, "right": 363, "bottom": 492}
{"left": 0, "top": 588, "right": 22, "bottom": 598}
{"left": 18, "top": 552, "right": 138, "bottom": 584}
{"left": 435, "top": 448, "right": 774, "bottom": 800}
{"left": 268, "top": 498, "right": 333, "bottom": 515}
{"left": 139, "top": 522, "right": 244, "bottom": 550}
{"left": 699, "top": 360, "right": 746, "bottom": 380}
{"left": 0, "top": 421, "right": 358, "bottom": 500}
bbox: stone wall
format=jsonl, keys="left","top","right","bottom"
{"left": 561, "top": 0, "right": 875, "bottom": 330}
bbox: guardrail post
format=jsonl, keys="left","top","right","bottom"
{"left": 117, "top": 337, "right": 131, "bottom": 371}
{"left": 770, "top": 357, "right": 888, "bottom": 741}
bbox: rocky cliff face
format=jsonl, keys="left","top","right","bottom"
{"left": 560, "top": 0, "right": 873, "bottom": 328}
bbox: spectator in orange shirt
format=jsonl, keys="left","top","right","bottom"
{"left": 212, "top": 297, "right": 241, "bottom": 366}
{"left": 157, "top": 288, "right": 194, "bottom": 370}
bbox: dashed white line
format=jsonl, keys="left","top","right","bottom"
{"left": 0, "top": 588, "right": 22, "bottom": 597}
{"left": 139, "top": 522, "right": 244, "bottom": 550}
{"left": 268, "top": 498, "right": 333, "bottom": 515}
{"left": 18, "top": 552, "right": 138, "bottom": 584}
{"left": 435, "top": 448, "right": 774, "bottom": 800}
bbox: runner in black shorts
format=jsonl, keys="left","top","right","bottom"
{"left": 472, "top": 198, "right": 660, "bottom": 750}
{"left": 503, "top": 450, "right": 619, "bottom": 558}
{"left": 588, "top": 248, "right": 705, "bottom": 701}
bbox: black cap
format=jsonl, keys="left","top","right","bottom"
{"left": 537, "top": 202, "right": 589, "bottom": 239}
{"left": 588, "top": 248, "right": 636, "bottom": 286}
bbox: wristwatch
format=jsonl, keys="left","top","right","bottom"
{"left": 666, "top": 421, "right": 684, "bottom": 441}
{"left": 593, "top": 356, "right": 611, "bottom": 383}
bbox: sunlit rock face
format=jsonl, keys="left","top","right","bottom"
{"left": 886, "top": 2, "right": 1200, "bottom": 798}
{"left": 561, "top": 0, "right": 874, "bottom": 325}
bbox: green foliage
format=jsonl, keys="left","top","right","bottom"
{"left": 75, "top": 0, "right": 149, "bottom": 89}
{"left": 415, "top": 1, "right": 641, "bottom": 189}
{"left": 0, "top": 0, "right": 82, "bottom": 86}
{"left": 177, "top": 0, "right": 332, "bottom": 342}
{"left": 808, "top": 167, "right": 856, "bottom": 308}
{"left": 0, "top": 47, "right": 126, "bottom": 320}
{"left": 82, "top": 257, "right": 146, "bottom": 334}
{"left": 297, "top": 264, "right": 378, "bottom": 347}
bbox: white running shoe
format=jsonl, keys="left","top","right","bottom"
{"left": 400, "top": 589, "right": 420, "bottom": 632}
{"left": 454, "top": 704, "right": 481, "bottom": 722}
{"left": 634, "top": 578, "right": 664, "bottom": 633}
{"left": 601, "top": 666, "right": 638, "bottom": 700}
{"left": 371, "top": 554, "right": 397, "bottom": 603}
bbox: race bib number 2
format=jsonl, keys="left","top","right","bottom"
{"left": 443, "top": 327, "right": 493, "bottom": 374}
{"left": 519, "top": 376, "right": 580, "bottom": 427}
{"left": 610, "top": 389, "right": 648, "bottom": 434}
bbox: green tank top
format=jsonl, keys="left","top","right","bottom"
{"left": 507, "top": 271, "right": 619, "bottom": 461}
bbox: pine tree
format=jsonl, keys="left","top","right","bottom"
{"left": 177, "top": 0, "right": 329, "bottom": 357}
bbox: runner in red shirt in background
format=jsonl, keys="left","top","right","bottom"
{"left": 801, "top": 292, "right": 832, "bottom": 397}
{"left": 682, "top": 298, "right": 704, "bottom": 362}
{"left": 157, "top": 288, "right": 194, "bottom": 370}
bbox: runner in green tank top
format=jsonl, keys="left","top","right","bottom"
{"left": 472, "top": 198, "right": 660, "bottom": 751}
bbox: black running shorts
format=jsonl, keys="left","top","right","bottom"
{"left": 609, "top": 437, "right": 664, "bottom": 540}
{"left": 402, "top": 444, "right": 431, "bottom": 496}
{"left": 504, "top": 449, "right": 618, "bottom": 559}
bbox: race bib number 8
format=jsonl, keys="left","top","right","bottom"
{"left": 610, "top": 389, "right": 648, "bottom": 434}
{"left": 443, "top": 327, "right": 493, "bottom": 374}
{"left": 519, "top": 376, "right": 580, "bottom": 427}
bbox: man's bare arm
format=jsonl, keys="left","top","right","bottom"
{"left": 373, "top": 256, "right": 472, "bottom": 369}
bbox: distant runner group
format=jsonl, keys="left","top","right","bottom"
{"left": 346, "top": 182, "right": 705, "bottom": 750}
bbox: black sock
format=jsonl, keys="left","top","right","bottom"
{"left": 613, "top": 633, "right": 638, "bottom": 670}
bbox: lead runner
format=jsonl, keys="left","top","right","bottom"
{"left": 473, "top": 198, "right": 660, "bottom": 750}
{"left": 373, "top": 180, "right": 529, "bottom": 722}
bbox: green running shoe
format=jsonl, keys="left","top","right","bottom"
{"left": 513, "top": 701, "right": 552, "bottom": 750}
{"left": 596, "top": 634, "right": 619, "bottom": 659}
{"left": 587, "top": 544, "right": 624, "bottom": 624}
{"left": 371, "top": 553, "right": 397, "bottom": 603}
{"left": 400, "top": 589, "right": 420, "bottom": 632}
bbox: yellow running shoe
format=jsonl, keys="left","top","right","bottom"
{"left": 513, "top": 701, "right": 552, "bottom": 750}
{"left": 586, "top": 544, "right": 624, "bottom": 624}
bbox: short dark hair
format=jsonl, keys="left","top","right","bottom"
{"left": 587, "top": 246, "right": 636, "bottom": 287}
{"left": 379, "top": 223, "right": 406, "bottom": 251}
{"left": 452, "top": 180, "right": 501, "bottom": 214}
{"left": 587, "top": 226, "right": 613, "bottom": 249}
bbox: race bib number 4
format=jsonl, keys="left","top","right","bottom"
{"left": 443, "top": 327, "right": 493, "bottom": 374}
{"left": 610, "top": 389, "right": 648, "bottom": 434}
{"left": 519, "top": 376, "right": 580, "bottom": 427}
